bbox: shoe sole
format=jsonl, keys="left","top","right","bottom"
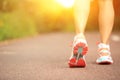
{"left": 96, "top": 56, "right": 113, "bottom": 65}
{"left": 69, "top": 58, "right": 86, "bottom": 68}
{"left": 68, "top": 42, "right": 88, "bottom": 67}
{"left": 97, "top": 61, "right": 113, "bottom": 64}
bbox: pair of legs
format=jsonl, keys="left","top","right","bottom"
{"left": 68, "top": 0, "right": 114, "bottom": 67}
{"left": 74, "top": 0, "right": 114, "bottom": 45}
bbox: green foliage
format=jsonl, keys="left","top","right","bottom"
{"left": 0, "top": 10, "right": 37, "bottom": 41}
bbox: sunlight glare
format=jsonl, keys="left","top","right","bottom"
{"left": 56, "top": 0, "right": 74, "bottom": 8}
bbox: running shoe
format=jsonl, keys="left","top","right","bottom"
{"left": 68, "top": 35, "right": 88, "bottom": 67}
{"left": 96, "top": 43, "right": 113, "bottom": 64}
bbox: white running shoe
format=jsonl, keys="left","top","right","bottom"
{"left": 68, "top": 34, "right": 88, "bottom": 67}
{"left": 96, "top": 43, "right": 113, "bottom": 64}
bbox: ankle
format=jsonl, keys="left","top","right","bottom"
{"left": 75, "top": 33, "right": 86, "bottom": 39}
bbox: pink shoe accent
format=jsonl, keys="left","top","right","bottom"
{"left": 77, "top": 58, "right": 86, "bottom": 67}
{"left": 68, "top": 58, "right": 86, "bottom": 68}
{"left": 73, "top": 42, "right": 88, "bottom": 56}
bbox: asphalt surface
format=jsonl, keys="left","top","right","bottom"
{"left": 0, "top": 32, "right": 120, "bottom": 80}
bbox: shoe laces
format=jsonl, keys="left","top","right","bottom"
{"left": 97, "top": 43, "right": 111, "bottom": 56}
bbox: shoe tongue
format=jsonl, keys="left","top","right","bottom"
{"left": 98, "top": 43, "right": 110, "bottom": 50}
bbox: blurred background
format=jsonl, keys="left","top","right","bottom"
{"left": 0, "top": 0, "right": 119, "bottom": 41}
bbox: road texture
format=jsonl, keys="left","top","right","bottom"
{"left": 0, "top": 32, "right": 120, "bottom": 80}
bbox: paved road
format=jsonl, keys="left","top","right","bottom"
{"left": 0, "top": 32, "right": 120, "bottom": 80}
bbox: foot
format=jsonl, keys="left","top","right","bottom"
{"left": 96, "top": 43, "right": 113, "bottom": 64}
{"left": 68, "top": 34, "right": 88, "bottom": 67}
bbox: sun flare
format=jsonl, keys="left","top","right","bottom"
{"left": 56, "top": 0, "right": 74, "bottom": 8}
